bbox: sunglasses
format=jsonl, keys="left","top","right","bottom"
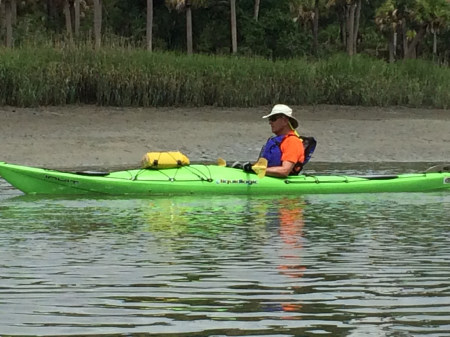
{"left": 268, "top": 114, "right": 284, "bottom": 122}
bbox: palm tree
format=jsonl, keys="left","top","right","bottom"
{"left": 343, "top": 0, "right": 362, "bottom": 56}
{"left": 413, "top": 0, "right": 450, "bottom": 58}
{"left": 147, "top": 0, "right": 153, "bottom": 51}
{"left": 230, "top": 0, "right": 237, "bottom": 53}
{"left": 254, "top": 0, "right": 261, "bottom": 20}
{"left": 46, "top": 0, "right": 57, "bottom": 31}
{"left": 290, "top": 0, "right": 322, "bottom": 55}
{"left": 74, "top": 0, "right": 80, "bottom": 36}
{"left": 376, "top": 0, "right": 402, "bottom": 62}
{"left": 353, "top": 0, "right": 362, "bottom": 55}
{"left": 63, "top": 0, "right": 73, "bottom": 41}
{"left": 385, "top": 0, "right": 450, "bottom": 59}
{"left": 11, "top": 0, "right": 16, "bottom": 24}
{"left": 165, "top": 0, "right": 208, "bottom": 54}
{"left": 58, "top": 0, "right": 80, "bottom": 40}
{"left": 186, "top": 0, "right": 193, "bottom": 54}
{"left": 327, "top": 0, "right": 363, "bottom": 56}
{"left": 165, "top": 0, "right": 193, "bottom": 54}
{"left": 93, "top": 0, "right": 102, "bottom": 50}
{"left": 4, "top": 0, "right": 13, "bottom": 47}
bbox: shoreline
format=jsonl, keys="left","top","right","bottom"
{"left": 1, "top": 105, "right": 449, "bottom": 170}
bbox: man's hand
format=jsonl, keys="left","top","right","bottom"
{"left": 242, "top": 162, "right": 253, "bottom": 172}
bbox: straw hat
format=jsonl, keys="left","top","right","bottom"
{"left": 262, "top": 104, "right": 299, "bottom": 129}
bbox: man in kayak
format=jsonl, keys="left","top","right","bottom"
{"left": 233, "top": 104, "right": 306, "bottom": 178}
{"left": 260, "top": 104, "right": 305, "bottom": 178}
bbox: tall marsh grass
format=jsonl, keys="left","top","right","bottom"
{"left": 0, "top": 47, "right": 449, "bottom": 108}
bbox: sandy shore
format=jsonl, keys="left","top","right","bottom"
{"left": 0, "top": 105, "right": 449, "bottom": 169}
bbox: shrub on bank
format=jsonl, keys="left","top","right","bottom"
{"left": 0, "top": 47, "right": 449, "bottom": 108}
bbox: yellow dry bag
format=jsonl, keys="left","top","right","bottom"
{"left": 141, "top": 151, "right": 190, "bottom": 169}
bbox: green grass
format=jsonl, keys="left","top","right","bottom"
{"left": 0, "top": 46, "right": 449, "bottom": 108}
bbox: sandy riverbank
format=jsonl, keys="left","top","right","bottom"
{"left": 0, "top": 105, "right": 449, "bottom": 169}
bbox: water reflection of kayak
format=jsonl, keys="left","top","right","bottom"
{"left": 0, "top": 162, "right": 449, "bottom": 195}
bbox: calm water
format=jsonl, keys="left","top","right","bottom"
{"left": 1, "top": 165, "right": 450, "bottom": 337}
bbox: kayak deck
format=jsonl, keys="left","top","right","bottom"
{"left": 0, "top": 162, "right": 449, "bottom": 195}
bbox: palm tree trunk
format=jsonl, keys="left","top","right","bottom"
{"left": 388, "top": 31, "right": 396, "bottom": 63}
{"left": 5, "top": 0, "right": 13, "bottom": 48}
{"left": 0, "top": 3, "right": 4, "bottom": 33}
{"left": 146, "top": 0, "right": 153, "bottom": 51}
{"left": 46, "top": 0, "right": 57, "bottom": 31}
{"left": 11, "top": 0, "right": 16, "bottom": 25}
{"left": 339, "top": 5, "right": 346, "bottom": 47}
{"left": 254, "top": 0, "right": 260, "bottom": 21}
{"left": 93, "top": 0, "right": 102, "bottom": 50}
{"left": 404, "top": 25, "right": 426, "bottom": 59}
{"left": 401, "top": 21, "right": 407, "bottom": 58}
{"left": 346, "top": 3, "right": 356, "bottom": 56}
{"left": 64, "top": 0, "right": 73, "bottom": 41}
{"left": 353, "top": 0, "right": 361, "bottom": 55}
{"left": 230, "top": 0, "right": 237, "bottom": 54}
{"left": 186, "top": 1, "right": 193, "bottom": 54}
{"left": 74, "top": 0, "right": 80, "bottom": 37}
{"left": 433, "top": 31, "right": 437, "bottom": 56}
{"left": 312, "top": 0, "right": 319, "bottom": 55}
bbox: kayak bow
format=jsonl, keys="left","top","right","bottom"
{"left": 0, "top": 161, "right": 449, "bottom": 195}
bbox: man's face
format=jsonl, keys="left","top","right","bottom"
{"left": 268, "top": 114, "right": 288, "bottom": 134}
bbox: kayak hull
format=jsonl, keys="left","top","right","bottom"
{"left": 1, "top": 162, "right": 449, "bottom": 195}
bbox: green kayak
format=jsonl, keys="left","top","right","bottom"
{"left": 1, "top": 161, "right": 449, "bottom": 195}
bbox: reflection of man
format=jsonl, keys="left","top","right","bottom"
{"left": 277, "top": 198, "right": 306, "bottom": 279}
{"left": 274, "top": 198, "right": 306, "bottom": 314}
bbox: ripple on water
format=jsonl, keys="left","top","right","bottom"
{"left": 0, "top": 179, "right": 449, "bottom": 336}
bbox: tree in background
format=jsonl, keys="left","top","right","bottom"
{"left": 2, "top": 0, "right": 450, "bottom": 62}
{"left": 290, "top": 0, "right": 323, "bottom": 55}
{"left": 93, "top": 0, "right": 101, "bottom": 50}
{"left": 375, "top": 0, "right": 401, "bottom": 62}
{"left": 412, "top": 0, "right": 450, "bottom": 58}
{"left": 63, "top": 0, "right": 81, "bottom": 39}
{"left": 74, "top": 0, "right": 80, "bottom": 36}
{"left": 254, "top": 0, "right": 261, "bottom": 20}
{"left": 1, "top": 0, "right": 16, "bottom": 47}
{"left": 230, "top": 0, "right": 237, "bottom": 53}
{"left": 376, "top": 0, "right": 450, "bottom": 59}
{"left": 63, "top": 0, "right": 72, "bottom": 41}
{"left": 165, "top": 0, "right": 208, "bottom": 54}
{"left": 147, "top": 0, "right": 153, "bottom": 51}
{"left": 327, "top": 0, "right": 363, "bottom": 56}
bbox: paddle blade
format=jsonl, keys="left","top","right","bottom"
{"left": 252, "top": 158, "right": 268, "bottom": 178}
{"left": 217, "top": 158, "right": 227, "bottom": 167}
